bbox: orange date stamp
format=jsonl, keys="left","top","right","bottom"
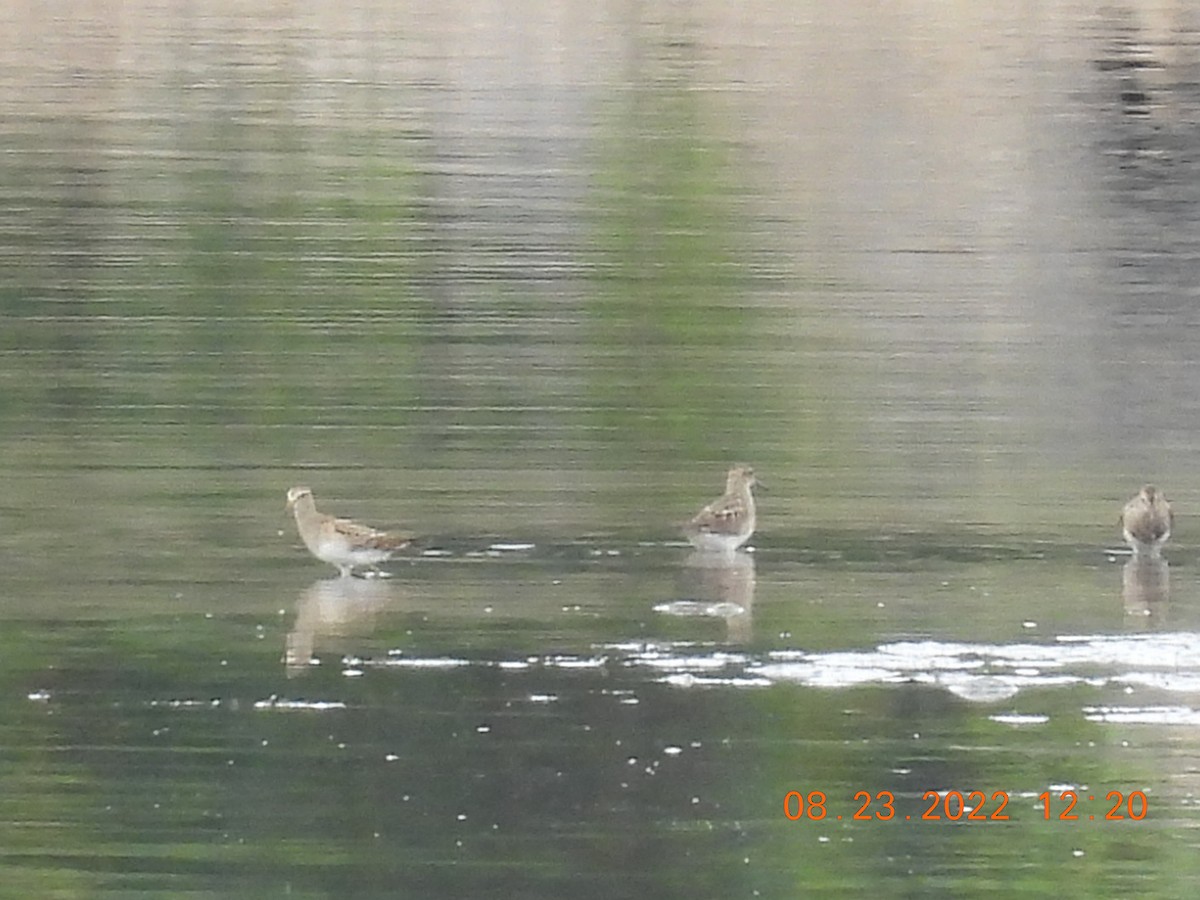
{"left": 783, "top": 789, "right": 1148, "bottom": 822}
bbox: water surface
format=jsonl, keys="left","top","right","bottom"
{"left": 4, "top": 1, "right": 1200, "bottom": 896}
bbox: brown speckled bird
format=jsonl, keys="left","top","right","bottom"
{"left": 683, "top": 465, "right": 760, "bottom": 553}
{"left": 1120, "top": 484, "right": 1173, "bottom": 558}
{"left": 286, "top": 486, "right": 412, "bottom": 577}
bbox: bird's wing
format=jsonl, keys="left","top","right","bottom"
{"left": 331, "top": 516, "right": 411, "bottom": 550}
{"left": 691, "top": 496, "right": 748, "bottom": 534}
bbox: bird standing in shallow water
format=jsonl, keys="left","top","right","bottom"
{"left": 683, "top": 465, "right": 760, "bottom": 553}
{"left": 1120, "top": 484, "right": 1173, "bottom": 558}
{"left": 285, "top": 486, "right": 412, "bottom": 577}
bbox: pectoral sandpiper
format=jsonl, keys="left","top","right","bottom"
{"left": 285, "top": 486, "right": 412, "bottom": 577}
{"left": 683, "top": 464, "right": 760, "bottom": 553}
{"left": 1120, "top": 484, "right": 1173, "bottom": 558}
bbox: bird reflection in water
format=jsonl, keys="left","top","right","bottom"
{"left": 662, "top": 549, "right": 756, "bottom": 643}
{"left": 1122, "top": 556, "right": 1169, "bottom": 626}
{"left": 285, "top": 577, "right": 402, "bottom": 676}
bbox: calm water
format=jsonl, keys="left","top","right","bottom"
{"left": 5, "top": 1, "right": 1200, "bottom": 896}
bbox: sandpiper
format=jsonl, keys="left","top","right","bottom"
{"left": 683, "top": 464, "right": 759, "bottom": 553}
{"left": 1120, "top": 484, "right": 1173, "bottom": 558}
{"left": 285, "top": 486, "right": 412, "bottom": 577}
